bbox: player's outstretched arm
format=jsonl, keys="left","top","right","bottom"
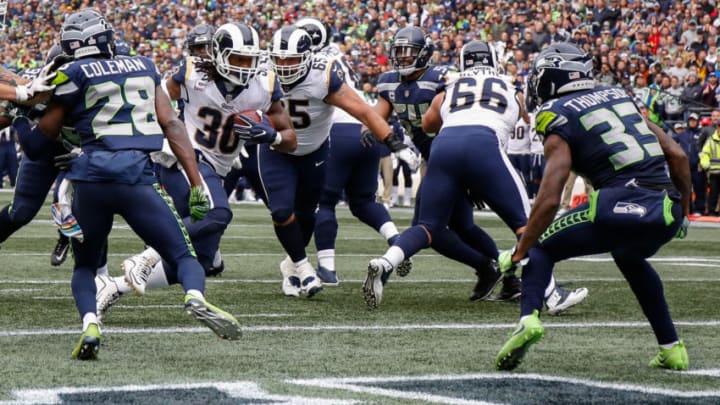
{"left": 647, "top": 119, "right": 691, "bottom": 217}
{"left": 327, "top": 82, "right": 393, "bottom": 141}
{"left": 265, "top": 99, "right": 297, "bottom": 153}
{"left": 154, "top": 85, "right": 202, "bottom": 188}
{"left": 513, "top": 134, "right": 572, "bottom": 262}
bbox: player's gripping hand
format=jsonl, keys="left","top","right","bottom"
{"left": 54, "top": 147, "right": 82, "bottom": 171}
{"left": 383, "top": 130, "right": 420, "bottom": 171}
{"left": 360, "top": 128, "right": 377, "bottom": 148}
{"left": 233, "top": 114, "right": 281, "bottom": 145}
{"left": 498, "top": 245, "right": 529, "bottom": 273}
{"left": 15, "top": 64, "right": 57, "bottom": 102}
{"left": 675, "top": 216, "right": 690, "bottom": 239}
{"left": 189, "top": 185, "right": 210, "bottom": 222}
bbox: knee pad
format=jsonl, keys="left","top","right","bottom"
{"left": 271, "top": 208, "right": 295, "bottom": 225}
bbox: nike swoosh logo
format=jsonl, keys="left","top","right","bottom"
{"left": 512, "top": 324, "right": 526, "bottom": 337}
{"left": 315, "top": 161, "right": 325, "bottom": 167}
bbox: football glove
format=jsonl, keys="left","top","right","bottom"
{"left": 14, "top": 65, "right": 57, "bottom": 102}
{"left": 54, "top": 147, "right": 82, "bottom": 171}
{"left": 395, "top": 148, "right": 420, "bottom": 171}
{"left": 360, "top": 128, "right": 377, "bottom": 148}
{"left": 498, "top": 245, "right": 529, "bottom": 274}
{"left": 188, "top": 185, "right": 210, "bottom": 222}
{"left": 675, "top": 216, "right": 690, "bottom": 239}
{"left": 233, "top": 114, "right": 280, "bottom": 145}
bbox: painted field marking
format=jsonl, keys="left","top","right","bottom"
{"left": 1, "top": 320, "right": 719, "bottom": 337}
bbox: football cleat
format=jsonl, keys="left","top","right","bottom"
{"left": 297, "top": 262, "right": 323, "bottom": 298}
{"left": 496, "top": 310, "right": 544, "bottom": 371}
{"left": 545, "top": 286, "right": 588, "bottom": 315}
{"left": 488, "top": 274, "right": 522, "bottom": 302}
{"left": 122, "top": 253, "right": 158, "bottom": 295}
{"left": 50, "top": 233, "right": 70, "bottom": 267}
{"left": 184, "top": 294, "right": 242, "bottom": 340}
{"left": 396, "top": 257, "right": 412, "bottom": 277}
{"left": 316, "top": 265, "right": 338, "bottom": 286}
{"left": 279, "top": 256, "right": 301, "bottom": 297}
{"left": 71, "top": 323, "right": 101, "bottom": 360}
{"left": 649, "top": 340, "right": 689, "bottom": 371}
{"left": 95, "top": 275, "right": 123, "bottom": 323}
{"left": 469, "top": 259, "right": 503, "bottom": 301}
{"left": 363, "top": 258, "right": 391, "bottom": 310}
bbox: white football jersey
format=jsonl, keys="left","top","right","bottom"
{"left": 440, "top": 68, "right": 520, "bottom": 143}
{"left": 166, "top": 57, "right": 279, "bottom": 176}
{"left": 282, "top": 53, "right": 345, "bottom": 155}
{"left": 506, "top": 116, "right": 531, "bottom": 155}
{"left": 319, "top": 44, "right": 365, "bottom": 125}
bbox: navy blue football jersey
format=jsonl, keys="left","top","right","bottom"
{"left": 52, "top": 55, "right": 164, "bottom": 153}
{"left": 535, "top": 86, "right": 672, "bottom": 189}
{"left": 377, "top": 65, "right": 451, "bottom": 159}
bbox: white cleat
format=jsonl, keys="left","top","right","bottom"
{"left": 279, "top": 256, "right": 301, "bottom": 297}
{"left": 363, "top": 258, "right": 391, "bottom": 310}
{"left": 297, "top": 262, "right": 323, "bottom": 298}
{"left": 95, "top": 275, "right": 123, "bottom": 324}
{"left": 545, "top": 286, "right": 588, "bottom": 315}
{"left": 123, "top": 253, "right": 158, "bottom": 295}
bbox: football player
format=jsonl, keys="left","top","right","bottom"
{"left": 265, "top": 25, "right": 418, "bottom": 297}
{"left": 94, "top": 22, "right": 295, "bottom": 320}
{"left": 365, "top": 39, "right": 588, "bottom": 313}
{"left": 495, "top": 42, "right": 691, "bottom": 371}
{"left": 185, "top": 23, "right": 214, "bottom": 59}
{"left": 294, "top": 17, "right": 410, "bottom": 286}
{"left": 362, "top": 28, "right": 514, "bottom": 309}
{"left": 12, "top": 9, "right": 242, "bottom": 359}
{"left": 0, "top": 44, "right": 94, "bottom": 268}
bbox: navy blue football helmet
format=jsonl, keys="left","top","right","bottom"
{"left": 390, "top": 26, "right": 434, "bottom": 76}
{"left": 60, "top": 9, "right": 115, "bottom": 59}
{"left": 269, "top": 26, "right": 313, "bottom": 85}
{"left": 212, "top": 22, "right": 261, "bottom": 86}
{"left": 527, "top": 42, "right": 594, "bottom": 106}
{"left": 460, "top": 40, "right": 498, "bottom": 73}
{"left": 295, "top": 18, "right": 331, "bottom": 53}
{"left": 186, "top": 23, "right": 214, "bottom": 57}
{"left": 114, "top": 40, "right": 134, "bottom": 56}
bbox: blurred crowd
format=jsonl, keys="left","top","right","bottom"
{"left": 1, "top": 0, "right": 720, "bottom": 123}
{"left": 3, "top": 0, "right": 720, "bottom": 212}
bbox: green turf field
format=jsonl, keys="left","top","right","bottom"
{"left": 0, "top": 191, "right": 718, "bottom": 404}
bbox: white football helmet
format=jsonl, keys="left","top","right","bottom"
{"left": 269, "top": 26, "right": 313, "bottom": 85}
{"left": 211, "top": 22, "right": 261, "bottom": 86}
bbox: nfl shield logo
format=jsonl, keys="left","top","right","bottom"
{"left": 404, "top": 90, "right": 410, "bottom": 98}
{"left": 569, "top": 72, "right": 580, "bottom": 79}
{"left": 389, "top": 92, "right": 395, "bottom": 102}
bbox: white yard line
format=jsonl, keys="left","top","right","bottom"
{"left": 1, "top": 320, "right": 719, "bottom": 337}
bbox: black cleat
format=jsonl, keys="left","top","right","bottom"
{"left": 51, "top": 233, "right": 70, "bottom": 267}
{"left": 469, "top": 259, "right": 503, "bottom": 301}
{"left": 487, "top": 274, "right": 522, "bottom": 302}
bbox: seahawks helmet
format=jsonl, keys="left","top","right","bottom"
{"left": 114, "top": 40, "right": 134, "bottom": 56}
{"left": 460, "top": 40, "right": 498, "bottom": 73}
{"left": 60, "top": 8, "right": 115, "bottom": 59}
{"left": 45, "top": 43, "right": 65, "bottom": 65}
{"left": 269, "top": 26, "right": 313, "bottom": 85}
{"left": 527, "top": 42, "right": 594, "bottom": 106}
{"left": 295, "top": 18, "right": 331, "bottom": 53}
{"left": 211, "top": 22, "right": 261, "bottom": 86}
{"left": 390, "top": 26, "right": 434, "bottom": 76}
{"left": 186, "top": 23, "right": 214, "bottom": 57}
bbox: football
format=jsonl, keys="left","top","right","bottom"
{"left": 235, "top": 109, "right": 262, "bottom": 126}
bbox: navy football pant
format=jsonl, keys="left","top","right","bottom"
{"left": 521, "top": 195, "right": 682, "bottom": 345}
{"left": 259, "top": 140, "right": 329, "bottom": 262}
{"left": 71, "top": 182, "right": 203, "bottom": 319}
{"left": 315, "top": 123, "right": 392, "bottom": 251}
{"left": 0, "top": 156, "right": 58, "bottom": 242}
{"left": 158, "top": 161, "right": 232, "bottom": 274}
